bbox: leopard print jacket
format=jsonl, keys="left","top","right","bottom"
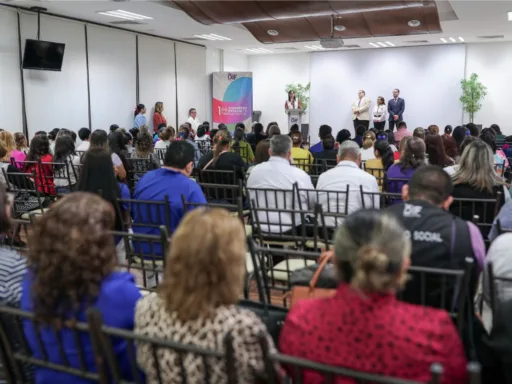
{"left": 135, "top": 293, "right": 276, "bottom": 383}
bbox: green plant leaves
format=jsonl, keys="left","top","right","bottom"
{"left": 460, "top": 73, "right": 487, "bottom": 123}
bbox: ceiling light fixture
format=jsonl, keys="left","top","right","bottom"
{"left": 377, "top": 42, "right": 388, "bottom": 47}
{"left": 334, "top": 25, "right": 346, "bottom": 32}
{"left": 385, "top": 41, "right": 395, "bottom": 47}
{"left": 193, "top": 34, "right": 231, "bottom": 41}
{"left": 305, "top": 45, "right": 324, "bottom": 50}
{"left": 267, "top": 30, "right": 279, "bottom": 36}
{"left": 449, "top": 37, "right": 456, "bottom": 43}
{"left": 369, "top": 43, "right": 380, "bottom": 48}
{"left": 458, "top": 37, "right": 465, "bottom": 42}
{"left": 97, "top": 10, "right": 153, "bottom": 21}
{"left": 440, "top": 38, "right": 448, "bottom": 43}
{"left": 408, "top": 20, "right": 421, "bottom": 27}
{"left": 246, "top": 48, "right": 272, "bottom": 53}
{"left": 508, "top": 11, "right": 512, "bottom": 21}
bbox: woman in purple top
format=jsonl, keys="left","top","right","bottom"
{"left": 386, "top": 137, "right": 426, "bottom": 194}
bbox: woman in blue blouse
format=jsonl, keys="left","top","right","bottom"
{"left": 21, "top": 192, "right": 141, "bottom": 384}
{"left": 134, "top": 103, "right": 147, "bottom": 128}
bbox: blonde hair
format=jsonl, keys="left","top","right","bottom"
{"left": 362, "top": 131, "right": 376, "bottom": 149}
{"left": 0, "top": 131, "right": 15, "bottom": 161}
{"left": 158, "top": 208, "right": 246, "bottom": 321}
{"left": 428, "top": 125, "right": 440, "bottom": 135}
{"left": 154, "top": 102, "right": 164, "bottom": 114}
{"left": 334, "top": 210, "right": 411, "bottom": 293}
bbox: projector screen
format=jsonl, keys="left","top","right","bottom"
{"left": 309, "top": 45, "right": 466, "bottom": 144}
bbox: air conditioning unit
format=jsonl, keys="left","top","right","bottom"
{"left": 320, "top": 38, "right": 344, "bottom": 49}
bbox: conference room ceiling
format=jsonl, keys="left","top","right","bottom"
{"left": 2, "top": 0, "right": 512, "bottom": 55}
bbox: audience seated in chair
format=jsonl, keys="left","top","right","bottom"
{"left": 132, "top": 140, "right": 206, "bottom": 249}
{"left": 21, "top": 192, "right": 142, "bottom": 384}
{"left": 76, "top": 148, "right": 130, "bottom": 251}
{"left": 246, "top": 139, "right": 270, "bottom": 179}
{"left": 132, "top": 126, "right": 160, "bottom": 170}
{"left": 89, "top": 129, "right": 127, "bottom": 181}
{"left": 231, "top": 128, "right": 255, "bottom": 164}
{"left": 489, "top": 202, "right": 512, "bottom": 241}
{"left": 426, "top": 134, "right": 454, "bottom": 167}
{"left": 386, "top": 137, "right": 426, "bottom": 194}
{"left": 279, "top": 209, "right": 468, "bottom": 383}
{"left": 179, "top": 124, "right": 200, "bottom": 165}
{"left": 198, "top": 130, "right": 246, "bottom": 181}
{"left": 444, "top": 136, "right": 477, "bottom": 176}
{"left": 247, "top": 134, "right": 315, "bottom": 233}
{"left": 290, "top": 131, "right": 314, "bottom": 171}
{"left": 0, "top": 131, "right": 25, "bottom": 167}
{"left": 360, "top": 131, "right": 377, "bottom": 161}
{"left": 313, "top": 135, "right": 337, "bottom": 164}
{"left": 52, "top": 135, "right": 80, "bottom": 194}
{"left": 450, "top": 140, "right": 509, "bottom": 239}
{"left": 309, "top": 125, "right": 332, "bottom": 154}
{"left": 365, "top": 139, "right": 394, "bottom": 191}
{"left": 316, "top": 140, "right": 379, "bottom": 227}
{"left": 76, "top": 127, "right": 91, "bottom": 152}
{"left": 246, "top": 122, "right": 266, "bottom": 152}
{"left": 24, "top": 135, "right": 55, "bottom": 195}
{"left": 135, "top": 208, "right": 275, "bottom": 382}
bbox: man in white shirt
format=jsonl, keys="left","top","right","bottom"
{"left": 76, "top": 127, "right": 91, "bottom": 152}
{"left": 316, "top": 140, "right": 380, "bottom": 227}
{"left": 247, "top": 135, "right": 315, "bottom": 233}
{"left": 187, "top": 108, "right": 200, "bottom": 134}
{"left": 351, "top": 89, "right": 371, "bottom": 131}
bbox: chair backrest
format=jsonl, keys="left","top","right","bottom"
{"left": 50, "top": 161, "right": 74, "bottom": 193}
{"left": 384, "top": 176, "right": 410, "bottom": 194}
{"left": 117, "top": 196, "right": 172, "bottom": 234}
{"left": 181, "top": 194, "right": 244, "bottom": 222}
{"left": 487, "top": 261, "right": 512, "bottom": 316}
{"left": 3, "top": 169, "right": 46, "bottom": 218}
{"left": 86, "top": 308, "right": 240, "bottom": 384}
{"left": 0, "top": 305, "right": 99, "bottom": 383}
{"left": 112, "top": 227, "right": 169, "bottom": 292}
{"left": 399, "top": 258, "right": 474, "bottom": 336}
{"left": 14, "top": 160, "right": 55, "bottom": 195}
{"left": 126, "top": 157, "right": 156, "bottom": 191}
{"left": 366, "top": 167, "right": 386, "bottom": 188}
{"left": 291, "top": 158, "right": 313, "bottom": 174}
{"left": 199, "top": 168, "right": 240, "bottom": 186}
{"left": 198, "top": 180, "right": 244, "bottom": 205}
{"left": 359, "top": 186, "right": 402, "bottom": 209}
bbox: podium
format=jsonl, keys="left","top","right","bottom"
{"left": 286, "top": 109, "right": 305, "bottom": 131}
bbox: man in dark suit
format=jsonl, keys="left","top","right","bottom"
{"left": 388, "top": 88, "right": 405, "bottom": 131}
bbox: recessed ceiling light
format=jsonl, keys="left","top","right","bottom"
{"left": 267, "top": 30, "right": 279, "bottom": 36}
{"left": 508, "top": 11, "right": 512, "bottom": 21}
{"left": 458, "top": 37, "right": 465, "bottom": 42}
{"left": 246, "top": 48, "right": 272, "bottom": 53}
{"left": 193, "top": 34, "right": 231, "bottom": 41}
{"left": 408, "top": 20, "right": 421, "bottom": 27}
{"left": 369, "top": 43, "right": 379, "bottom": 48}
{"left": 334, "top": 25, "right": 346, "bottom": 32}
{"left": 440, "top": 38, "right": 448, "bottom": 43}
{"left": 385, "top": 41, "right": 395, "bottom": 47}
{"left": 377, "top": 42, "right": 387, "bottom": 47}
{"left": 449, "top": 37, "right": 456, "bottom": 43}
{"left": 305, "top": 45, "right": 324, "bottom": 50}
{"left": 97, "top": 10, "right": 153, "bottom": 21}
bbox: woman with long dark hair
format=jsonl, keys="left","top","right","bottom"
{"left": 53, "top": 135, "right": 80, "bottom": 193}
{"left": 285, "top": 90, "right": 302, "bottom": 110}
{"left": 89, "top": 129, "right": 127, "bottom": 180}
{"left": 425, "top": 134, "right": 454, "bottom": 167}
{"left": 452, "top": 126, "right": 467, "bottom": 153}
{"left": 25, "top": 135, "right": 54, "bottom": 195}
{"left": 134, "top": 103, "right": 147, "bottom": 128}
{"left": 21, "top": 192, "right": 140, "bottom": 383}
{"left": 386, "top": 137, "right": 426, "bottom": 194}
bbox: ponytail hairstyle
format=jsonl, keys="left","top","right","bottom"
{"left": 212, "top": 129, "right": 232, "bottom": 166}
{"left": 362, "top": 131, "right": 376, "bottom": 149}
{"left": 334, "top": 209, "right": 411, "bottom": 293}
{"left": 232, "top": 128, "right": 244, "bottom": 153}
{"left": 290, "top": 131, "right": 303, "bottom": 147}
{"left": 134, "top": 104, "right": 145, "bottom": 118}
{"left": 374, "top": 140, "right": 394, "bottom": 171}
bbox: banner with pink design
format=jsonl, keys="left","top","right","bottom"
{"left": 213, "top": 72, "right": 253, "bottom": 130}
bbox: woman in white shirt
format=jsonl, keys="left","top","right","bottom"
{"left": 372, "top": 96, "right": 387, "bottom": 131}
{"left": 360, "top": 131, "right": 376, "bottom": 161}
{"left": 284, "top": 90, "right": 302, "bottom": 110}
{"left": 154, "top": 126, "right": 175, "bottom": 150}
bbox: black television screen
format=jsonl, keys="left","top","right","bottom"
{"left": 22, "top": 39, "right": 65, "bottom": 71}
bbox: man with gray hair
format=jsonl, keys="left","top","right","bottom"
{"left": 316, "top": 139, "right": 379, "bottom": 227}
{"left": 247, "top": 134, "right": 315, "bottom": 233}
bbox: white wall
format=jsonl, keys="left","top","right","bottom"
{"left": 138, "top": 35, "right": 176, "bottom": 130}
{"left": 20, "top": 14, "right": 89, "bottom": 137}
{"left": 0, "top": 7, "right": 23, "bottom": 133}
{"left": 205, "top": 47, "right": 222, "bottom": 124}
{"left": 310, "top": 45, "right": 466, "bottom": 143}
{"left": 249, "top": 53, "right": 310, "bottom": 131}
{"left": 175, "top": 43, "right": 207, "bottom": 125}
{"left": 466, "top": 42, "right": 512, "bottom": 133}
{"left": 224, "top": 51, "right": 249, "bottom": 72}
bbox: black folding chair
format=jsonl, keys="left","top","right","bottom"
{"left": 384, "top": 176, "right": 411, "bottom": 195}
{"left": 291, "top": 158, "right": 313, "bottom": 174}
{"left": 117, "top": 196, "right": 172, "bottom": 235}
{"left": 126, "top": 157, "right": 157, "bottom": 192}
{"left": 3, "top": 169, "right": 47, "bottom": 220}
{"left": 366, "top": 167, "right": 386, "bottom": 190}
{"left": 198, "top": 180, "right": 245, "bottom": 207}
{"left": 87, "top": 309, "right": 240, "bottom": 384}
{"left": 360, "top": 186, "right": 402, "bottom": 209}
{"left": 111, "top": 226, "right": 169, "bottom": 292}
{"left": 0, "top": 306, "right": 99, "bottom": 383}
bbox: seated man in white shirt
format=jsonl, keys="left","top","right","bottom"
{"left": 247, "top": 134, "right": 315, "bottom": 233}
{"left": 316, "top": 140, "right": 380, "bottom": 228}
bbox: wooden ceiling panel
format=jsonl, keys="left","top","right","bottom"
{"left": 171, "top": 1, "right": 442, "bottom": 44}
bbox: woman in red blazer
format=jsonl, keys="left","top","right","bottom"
{"left": 280, "top": 209, "right": 468, "bottom": 384}
{"left": 153, "top": 101, "right": 167, "bottom": 134}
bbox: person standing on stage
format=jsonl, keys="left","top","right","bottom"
{"left": 187, "top": 108, "right": 200, "bottom": 135}
{"left": 285, "top": 90, "right": 302, "bottom": 110}
{"left": 388, "top": 89, "right": 405, "bottom": 131}
{"left": 351, "top": 90, "right": 371, "bottom": 131}
{"left": 372, "top": 96, "right": 387, "bottom": 131}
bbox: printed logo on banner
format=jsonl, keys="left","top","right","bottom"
{"left": 228, "top": 73, "right": 238, "bottom": 81}
{"left": 213, "top": 72, "right": 253, "bottom": 127}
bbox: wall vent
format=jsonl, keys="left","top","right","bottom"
{"left": 109, "top": 20, "right": 145, "bottom": 25}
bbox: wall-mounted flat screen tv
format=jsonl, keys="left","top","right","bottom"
{"left": 22, "top": 39, "right": 65, "bottom": 71}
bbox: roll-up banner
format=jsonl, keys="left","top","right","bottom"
{"left": 212, "top": 72, "right": 253, "bottom": 130}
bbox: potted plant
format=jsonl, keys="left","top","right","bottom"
{"left": 285, "top": 83, "right": 311, "bottom": 112}
{"left": 460, "top": 73, "right": 487, "bottom": 126}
